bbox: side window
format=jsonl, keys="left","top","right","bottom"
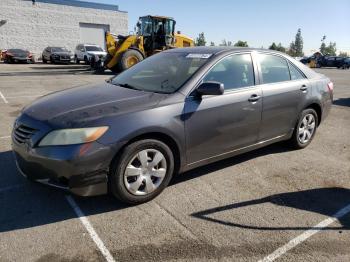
{"left": 203, "top": 54, "right": 254, "bottom": 91}
{"left": 288, "top": 62, "right": 305, "bottom": 80}
{"left": 258, "top": 54, "right": 290, "bottom": 84}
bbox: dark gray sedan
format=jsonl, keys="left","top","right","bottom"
{"left": 12, "top": 47, "right": 333, "bottom": 204}
{"left": 42, "top": 46, "right": 73, "bottom": 64}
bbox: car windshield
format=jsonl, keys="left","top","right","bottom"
{"left": 85, "top": 46, "right": 103, "bottom": 51}
{"left": 51, "top": 47, "right": 68, "bottom": 52}
{"left": 111, "top": 52, "right": 210, "bottom": 94}
{"left": 8, "top": 49, "right": 27, "bottom": 53}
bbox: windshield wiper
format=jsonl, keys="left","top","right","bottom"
{"left": 113, "top": 83, "right": 140, "bottom": 91}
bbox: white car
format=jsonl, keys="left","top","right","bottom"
{"left": 74, "top": 44, "right": 107, "bottom": 64}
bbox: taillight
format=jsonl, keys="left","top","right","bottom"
{"left": 327, "top": 82, "right": 334, "bottom": 93}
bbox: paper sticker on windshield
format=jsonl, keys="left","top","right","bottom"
{"left": 186, "top": 53, "right": 212, "bottom": 59}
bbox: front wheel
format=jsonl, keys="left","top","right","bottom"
{"left": 110, "top": 139, "right": 174, "bottom": 204}
{"left": 288, "top": 108, "right": 318, "bottom": 149}
{"left": 118, "top": 50, "right": 144, "bottom": 72}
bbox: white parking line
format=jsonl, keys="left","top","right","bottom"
{"left": 0, "top": 184, "right": 24, "bottom": 193}
{"left": 0, "top": 136, "right": 11, "bottom": 139}
{"left": 260, "top": 203, "right": 350, "bottom": 262}
{"left": 0, "top": 91, "right": 8, "bottom": 104}
{"left": 65, "top": 195, "right": 116, "bottom": 262}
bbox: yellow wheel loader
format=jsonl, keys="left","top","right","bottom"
{"left": 92, "top": 15, "right": 194, "bottom": 73}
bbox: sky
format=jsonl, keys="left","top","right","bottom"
{"left": 85, "top": 0, "right": 350, "bottom": 55}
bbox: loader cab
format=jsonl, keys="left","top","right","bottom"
{"left": 137, "top": 15, "right": 176, "bottom": 55}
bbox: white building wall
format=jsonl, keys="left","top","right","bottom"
{"left": 0, "top": 0, "right": 128, "bottom": 59}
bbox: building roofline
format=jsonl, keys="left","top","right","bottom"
{"left": 28, "top": 0, "right": 127, "bottom": 12}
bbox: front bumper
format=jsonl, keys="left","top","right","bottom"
{"left": 12, "top": 137, "right": 117, "bottom": 196}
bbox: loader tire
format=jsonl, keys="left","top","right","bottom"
{"left": 119, "top": 50, "right": 143, "bottom": 72}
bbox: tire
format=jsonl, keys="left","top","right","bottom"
{"left": 74, "top": 56, "right": 79, "bottom": 64}
{"left": 84, "top": 56, "right": 89, "bottom": 65}
{"left": 42, "top": 56, "right": 47, "bottom": 64}
{"left": 118, "top": 49, "right": 144, "bottom": 72}
{"left": 50, "top": 56, "right": 54, "bottom": 64}
{"left": 110, "top": 139, "right": 174, "bottom": 204}
{"left": 288, "top": 108, "right": 318, "bottom": 149}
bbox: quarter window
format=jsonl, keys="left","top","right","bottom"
{"left": 203, "top": 54, "right": 255, "bottom": 91}
{"left": 258, "top": 54, "right": 290, "bottom": 84}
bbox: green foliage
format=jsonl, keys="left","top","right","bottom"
{"left": 269, "top": 42, "right": 286, "bottom": 53}
{"left": 195, "top": 32, "right": 206, "bottom": 46}
{"left": 233, "top": 40, "right": 248, "bottom": 47}
{"left": 322, "top": 42, "right": 337, "bottom": 56}
{"left": 269, "top": 42, "right": 278, "bottom": 50}
{"left": 288, "top": 29, "right": 304, "bottom": 57}
{"left": 320, "top": 42, "right": 326, "bottom": 54}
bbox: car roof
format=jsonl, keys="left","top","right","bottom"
{"left": 165, "top": 46, "right": 265, "bottom": 55}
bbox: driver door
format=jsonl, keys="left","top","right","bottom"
{"left": 184, "top": 53, "right": 262, "bottom": 164}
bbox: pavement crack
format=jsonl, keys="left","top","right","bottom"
{"left": 154, "top": 201, "right": 199, "bottom": 240}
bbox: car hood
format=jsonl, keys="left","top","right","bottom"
{"left": 52, "top": 51, "right": 71, "bottom": 56}
{"left": 23, "top": 82, "right": 168, "bottom": 128}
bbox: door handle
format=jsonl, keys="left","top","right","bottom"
{"left": 300, "top": 85, "right": 308, "bottom": 92}
{"left": 248, "top": 94, "right": 261, "bottom": 102}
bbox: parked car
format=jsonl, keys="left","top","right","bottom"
{"left": 319, "top": 56, "right": 345, "bottom": 68}
{"left": 42, "top": 46, "right": 73, "bottom": 64}
{"left": 74, "top": 44, "right": 106, "bottom": 64}
{"left": 2, "top": 49, "right": 35, "bottom": 63}
{"left": 12, "top": 47, "right": 333, "bottom": 204}
{"left": 341, "top": 57, "right": 350, "bottom": 69}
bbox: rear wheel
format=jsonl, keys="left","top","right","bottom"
{"left": 288, "top": 108, "right": 318, "bottom": 149}
{"left": 84, "top": 56, "right": 89, "bottom": 65}
{"left": 42, "top": 56, "right": 47, "bottom": 63}
{"left": 110, "top": 139, "right": 174, "bottom": 204}
{"left": 118, "top": 50, "right": 143, "bottom": 72}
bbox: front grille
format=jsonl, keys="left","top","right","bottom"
{"left": 13, "top": 124, "right": 37, "bottom": 144}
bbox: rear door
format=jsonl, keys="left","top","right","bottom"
{"left": 184, "top": 53, "right": 262, "bottom": 164}
{"left": 257, "top": 53, "right": 309, "bottom": 141}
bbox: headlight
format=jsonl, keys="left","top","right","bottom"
{"left": 39, "top": 126, "right": 108, "bottom": 146}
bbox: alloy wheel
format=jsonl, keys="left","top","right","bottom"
{"left": 298, "top": 113, "right": 316, "bottom": 144}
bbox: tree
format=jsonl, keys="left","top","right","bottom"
{"left": 294, "top": 28, "right": 304, "bottom": 56}
{"left": 234, "top": 40, "right": 248, "bottom": 47}
{"left": 288, "top": 29, "right": 303, "bottom": 57}
{"left": 339, "top": 51, "right": 349, "bottom": 57}
{"left": 320, "top": 35, "right": 327, "bottom": 54}
{"left": 288, "top": 42, "right": 297, "bottom": 57}
{"left": 320, "top": 42, "right": 327, "bottom": 54}
{"left": 276, "top": 43, "right": 286, "bottom": 53}
{"left": 210, "top": 41, "right": 215, "bottom": 46}
{"left": 323, "top": 42, "right": 337, "bottom": 56}
{"left": 269, "top": 42, "right": 278, "bottom": 50}
{"left": 220, "top": 39, "right": 228, "bottom": 46}
{"left": 195, "top": 32, "right": 206, "bottom": 46}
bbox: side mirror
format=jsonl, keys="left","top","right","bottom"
{"left": 196, "top": 81, "right": 224, "bottom": 96}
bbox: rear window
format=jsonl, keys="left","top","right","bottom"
{"left": 258, "top": 54, "right": 290, "bottom": 84}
